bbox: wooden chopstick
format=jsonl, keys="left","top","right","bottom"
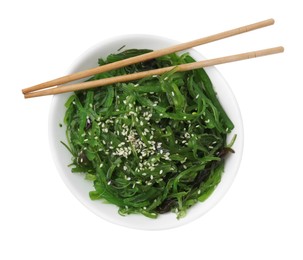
{"left": 22, "top": 18, "right": 274, "bottom": 95}
{"left": 24, "top": 46, "right": 284, "bottom": 98}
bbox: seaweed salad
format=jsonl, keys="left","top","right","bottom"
{"left": 62, "top": 49, "right": 236, "bottom": 219}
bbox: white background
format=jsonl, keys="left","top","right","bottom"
{"left": 1, "top": 0, "right": 302, "bottom": 259}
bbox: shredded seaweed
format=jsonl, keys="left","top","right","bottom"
{"left": 63, "top": 49, "right": 235, "bottom": 219}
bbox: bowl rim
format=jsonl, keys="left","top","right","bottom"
{"left": 48, "top": 34, "right": 244, "bottom": 230}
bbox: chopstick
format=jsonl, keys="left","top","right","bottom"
{"left": 22, "top": 18, "right": 275, "bottom": 95}
{"left": 24, "top": 46, "right": 284, "bottom": 98}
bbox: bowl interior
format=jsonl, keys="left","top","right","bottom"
{"left": 49, "top": 34, "right": 243, "bottom": 230}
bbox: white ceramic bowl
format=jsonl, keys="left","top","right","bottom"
{"left": 49, "top": 34, "right": 244, "bottom": 230}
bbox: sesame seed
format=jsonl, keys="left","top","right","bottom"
{"left": 159, "top": 170, "right": 163, "bottom": 175}
{"left": 196, "top": 94, "right": 200, "bottom": 99}
{"left": 198, "top": 190, "right": 201, "bottom": 195}
{"left": 84, "top": 139, "right": 88, "bottom": 142}
{"left": 123, "top": 166, "right": 127, "bottom": 171}
{"left": 107, "top": 180, "right": 111, "bottom": 185}
{"left": 171, "top": 92, "right": 175, "bottom": 96}
{"left": 150, "top": 175, "right": 154, "bottom": 180}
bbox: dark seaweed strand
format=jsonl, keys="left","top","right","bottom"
{"left": 63, "top": 49, "right": 235, "bottom": 219}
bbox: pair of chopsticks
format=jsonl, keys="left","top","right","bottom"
{"left": 22, "top": 18, "right": 283, "bottom": 99}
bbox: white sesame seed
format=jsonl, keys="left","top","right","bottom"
{"left": 159, "top": 170, "right": 163, "bottom": 175}
{"left": 198, "top": 190, "right": 201, "bottom": 195}
{"left": 84, "top": 139, "right": 88, "bottom": 142}
{"left": 107, "top": 180, "right": 111, "bottom": 185}
{"left": 123, "top": 166, "right": 127, "bottom": 171}
{"left": 171, "top": 92, "right": 175, "bottom": 96}
{"left": 150, "top": 175, "right": 154, "bottom": 180}
{"left": 100, "top": 163, "right": 103, "bottom": 168}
